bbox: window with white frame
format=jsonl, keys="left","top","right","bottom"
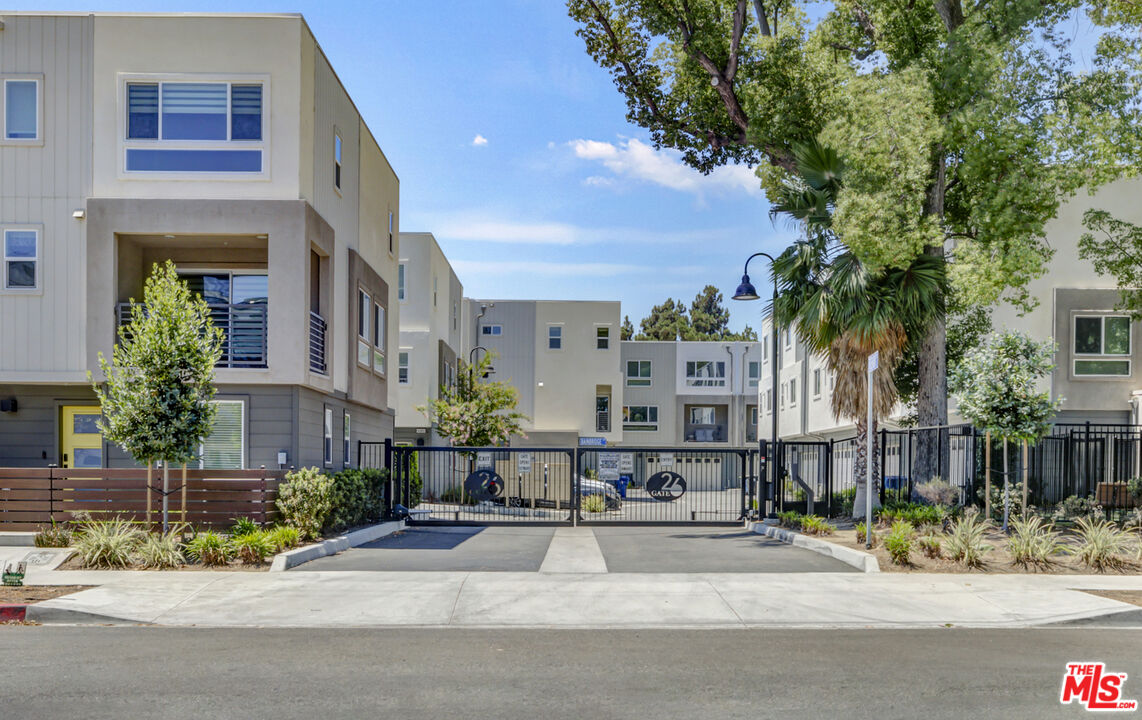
{"left": 623, "top": 405, "right": 658, "bottom": 431}
{"left": 685, "top": 360, "right": 726, "bottom": 387}
{"left": 789, "top": 378, "right": 797, "bottom": 406}
{"left": 200, "top": 400, "right": 244, "bottom": 469}
{"left": 749, "top": 406, "right": 758, "bottom": 425}
{"left": 765, "top": 389, "right": 772, "bottom": 411}
{"left": 482, "top": 324, "right": 503, "bottom": 337}
{"left": 813, "top": 369, "right": 821, "bottom": 397}
{"left": 748, "top": 361, "right": 760, "bottom": 387}
{"left": 4, "top": 78, "right": 40, "bottom": 142}
{"left": 780, "top": 383, "right": 786, "bottom": 409}
{"left": 123, "top": 79, "right": 265, "bottom": 173}
{"left": 388, "top": 211, "right": 394, "bottom": 254}
{"left": 1074, "top": 315, "right": 1132, "bottom": 376}
{"left": 398, "top": 263, "right": 406, "bottom": 301}
{"left": 784, "top": 327, "right": 792, "bottom": 348}
{"left": 324, "top": 407, "right": 333, "bottom": 466}
{"left": 454, "top": 301, "right": 459, "bottom": 331}
{"left": 626, "top": 360, "right": 652, "bottom": 387}
{"left": 373, "top": 301, "right": 386, "bottom": 375}
{"left": 398, "top": 351, "right": 410, "bottom": 384}
{"left": 357, "top": 289, "right": 371, "bottom": 367}
{"left": 433, "top": 275, "right": 438, "bottom": 307}
{"left": 3, "top": 228, "right": 38, "bottom": 290}
{"left": 334, "top": 132, "right": 343, "bottom": 189}
{"left": 762, "top": 335, "right": 769, "bottom": 363}
{"left": 689, "top": 406, "right": 716, "bottom": 425}
{"left": 596, "top": 326, "right": 610, "bottom": 350}
{"left": 343, "top": 411, "right": 351, "bottom": 467}
{"left": 548, "top": 325, "right": 562, "bottom": 350}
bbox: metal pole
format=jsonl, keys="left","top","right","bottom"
{"left": 770, "top": 279, "right": 779, "bottom": 518}
{"left": 984, "top": 431, "right": 992, "bottom": 520}
{"left": 1022, "top": 440, "right": 1029, "bottom": 519}
{"left": 865, "top": 352, "right": 877, "bottom": 547}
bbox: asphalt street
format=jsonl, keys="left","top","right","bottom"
{"left": 2, "top": 626, "right": 1138, "bottom": 719}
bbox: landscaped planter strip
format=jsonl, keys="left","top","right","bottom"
{"left": 269, "top": 521, "right": 404, "bottom": 571}
{"left": 749, "top": 521, "right": 880, "bottom": 573}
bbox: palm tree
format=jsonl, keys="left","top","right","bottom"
{"left": 770, "top": 141, "right": 943, "bottom": 517}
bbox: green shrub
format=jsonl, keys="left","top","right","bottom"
{"left": 276, "top": 467, "right": 334, "bottom": 540}
{"left": 134, "top": 530, "right": 185, "bottom": 569}
{"left": 324, "top": 468, "right": 389, "bottom": 534}
{"left": 799, "top": 515, "right": 836, "bottom": 536}
{"left": 777, "top": 510, "right": 803, "bottom": 529}
{"left": 1006, "top": 515, "right": 1066, "bottom": 569}
{"left": 944, "top": 509, "right": 994, "bottom": 568}
{"left": 34, "top": 520, "right": 72, "bottom": 548}
{"left": 1074, "top": 516, "right": 1131, "bottom": 572}
{"left": 913, "top": 477, "right": 960, "bottom": 507}
{"left": 266, "top": 525, "right": 301, "bottom": 552}
{"left": 977, "top": 481, "right": 1026, "bottom": 521}
{"left": 1123, "top": 508, "right": 1142, "bottom": 531}
{"left": 73, "top": 517, "right": 143, "bottom": 568}
{"left": 230, "top": 516, "right": 259, "bottom": 537}
{"left": 1053, "top": 494, "right": 1103, "bottom": 522}
{"left": 879, "top": 502, "right": 945, "bottom": 528}
{"left": 407, "top": 452, "right": 423, "bottom": 508}
{"left": 855, "top": 521, "right": 877, "bottom": 547}
{"left": 581, "top": 494, "right": 606, "bottom": 513}
{"left": 186, "top": 531, "right": 234, "bottom": 567}
{"left": 918, "top": 535, "right": 942, "bottom": 559}
{"left": 884, "top": 520, "right": 915, "bottom": 565}
{"left": 832, "top": 487, "right": 857, "bottom": 516}
{"left": 232, "top": 531, "right": 275, "bottom": 565}
{"left": 1127, "top": 477, "right": 1142, "bottom": 506}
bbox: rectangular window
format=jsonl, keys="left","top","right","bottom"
{"left": 813, "top": 369, "right": 821, "bottom": 397}
{"left": 324, "top": 407, "right": 333, "bottom": 466}
{"left": 749, "top": 407, "right": 758, "bottom": 425}
{"left": 433, "top": 276, "right": 438, "bottom": 307}
{"left": 623, "top": 405, "right": 659, "bottom": 431}
{"left": 790, "top": 378, "right": 797, "bottom": 406}
{"left": 388, "top": 211, "right": 395, "bottom": 254}
{"left": 685, "top": 360, "right": 726, "bottom": 387}
{"left": 343, "top": 411, "right": 351, "bottom": 467}
{"left": 482, "top": 324, "right": 503, "bottom": 336}
{"left": 762, "top": 336, "right": 769, "bottom": 363}
{"left": 781, "top": 383, "right": 786, "bottom": 409}
{"left": 1074, "top": 315, "right": 1132, "bottom": 376}
{"left": 398, "top": 263, "right": 406, "bottom": 301}
{"left": 765, "top": 389, "right": 772, "bottom": 411}
{"left": 596, "top": 326, "right": 610, "bottom": 350}
{"left": 3, "top": 229, "right": 38, "bottom": 290}
{"left": 124, "top": 80, "right": 264, "bottom": 173}
{"left": 334, "top": 132, "right": 343, "bottom": 189}
{"left": 548, "top": 325, "right": 562, "bottom": 350}
{"left": 373, "top": 302, "right": 386, "bottom": 375}
{"left": 357, "top": 289, "right": 371, "bottom": 367}
{"left": 785, "top": 328, "right": 792, "bottom": 348}
{"left": 200, "top": 400, "right": 244, "bottom": 469}
{"left": 453, "top": 301, "right": 459, "bottom": 330}
{"left": 748, "top": 361, "right": 760, "bottom": 387}
{"left": 626, "top": 360, "right": 652, "bottom": 387}
{"left": 398, "top": 351, "right": 410, "bottom": 384}
{"left": 689, "top": 406, "right": 716, "bottom": 425}
{"left": 5, "top": 78, "right": 40, "bottom": 141}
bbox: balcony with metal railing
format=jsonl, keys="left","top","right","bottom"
{"left": 116, "top": 302, "right": 268, "bottom": 369}
{"left": 308, "top": 311, "right": 328, "bottom": 375}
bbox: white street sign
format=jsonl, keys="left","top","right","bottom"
{"left": 598, "top": 452, "right": 620, "bottom": 482}
{"left": 868, "top": 351, "right": 879, "bottom": 372}
{"left": 659, "top": 452, "right": 674, "bottom": 469}
{"left": 517, "top": 452, "right": 532, "bottom": 474}
{"left": 476, "top": 452, "right": 493, "bottom": 469}
{"left": 619, "top": 453, "right": 634, "bottom": 474}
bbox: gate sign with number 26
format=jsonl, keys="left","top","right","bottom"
{"left": 646, "top": 471, "right": 686, "bottom": 502}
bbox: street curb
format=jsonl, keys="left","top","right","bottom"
{"left": 0, "top": 532, "right": 36, "bottom": 547}
{"left": 24, "top": 604, "right": 145, "bottom": 625}
{"left": 749, "top": 522, "right": 880, "bottom": 573}
{"left": 269, "top": 520, "right": 404, "bottom": 571}
{"left": 0, "top": 604, "right": 27, "bottom": 621}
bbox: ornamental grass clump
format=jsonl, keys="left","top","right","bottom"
{"left": 134, "top": 529, "right": 186, "bottom": 569}
{"left": 1006, "top": 515, "right": 1066, "bottom": 569}
{"left": 34, "top": 520, "right": 72, "bottom": 548}
{"left": 185, "top": 530, "right": 234, "bottom": 567}
{"left": 777, "top": 510, "right": 803, "bottom": 529}
{"left": 1074, "top": 516, "right": 1132, "bottom": 572}
{"left": 73, "top": 517, "right": 143, "bottom": 569}
{"left": 581, "top": 494, "right": 607, "bottom": 513}
{"left": 799, "top": 515, "right": 836, "bottom": 536}
{"left": 944, "top": 509, "right": 994, "bottom": 569}
{"left": 232, "top": 531, "right": 275, "bottom": 565}
{"left": 918, "top": 535, "right": 942, "bottom": 559}
{"left": 884, "top": 520, "right": 915, "bottom": 565}
{"left": 276, "top": 467, "right": 334, "bottom": 541}
{"left": 855, "top": 521, "right": 877, "bottom": 547}
{"left": 266, "top": 525, "right": 301, "bottom": 552}
{"left": 230, "top": 516, "right": 259, "bottom": 537}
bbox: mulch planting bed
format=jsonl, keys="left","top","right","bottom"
{"left": 57, "top": 555, "right": 272, "bottom": 572}
{"left": 0, "top": 585, "right": 92, "bottom": 603}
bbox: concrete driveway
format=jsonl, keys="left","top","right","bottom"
{"left": 293, "top": 524, "right": 854, "bottom": 573}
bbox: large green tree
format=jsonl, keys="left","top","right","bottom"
{"left": 568, "top": 0, "right": 1142, "bottom": 481}
{"left": 1078, "top": 211, "right": 1142, "bottom": 317}
{"left": 92, "top": 261, "right": 224, "bottom": 532}
{"left": 635, "top": 298, "right": 691, "bottom": 340}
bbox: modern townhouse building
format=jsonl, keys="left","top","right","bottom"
{"left": 0, "top": 12, "right": 399, "bottom": 470}
{"left": 393, "top": 232, "right": 463, "bottom": 446}
{"left": 619, "top": 340, "right": 761, "bottom": 447}
{"left": 463, "top": 299, "right": 623, "bottom": 447}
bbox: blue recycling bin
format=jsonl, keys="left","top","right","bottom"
{"left": 616, "top": 475, "right": 630, "bottom": 499}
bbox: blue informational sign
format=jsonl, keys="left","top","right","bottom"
{"left": 578, "top": 437, "right": 607, "bottom": 446}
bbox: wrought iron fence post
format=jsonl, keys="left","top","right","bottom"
{"left": 907, "top": 430, "right": 914, "bottom": 500}
{"left": 878, "top": 428, "right": 886, "bottom": 506}
{"left": 827, "top": 439, "right": 835, "bottom": 517}
{"left": 1085, "top": 421, "right": 1092, "bottom": 498}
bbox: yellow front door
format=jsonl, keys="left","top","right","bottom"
{"left": 60, "top": 406, "right": 103, "bottom": 469}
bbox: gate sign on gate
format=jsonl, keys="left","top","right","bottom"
{"left": 659, "top": 452, "right": 674, "bottom": 469}
{"left": 517, "top": 452, "right": 532, "bottom": 474}
{"left": 464, "top": 469, "right": 504, "bottom": 502}
{"left": 619, "top": 453, "right": 634, "bottom": 474}
{"left": 646, "top": 471, "right": 686, "bottom": 501}
{"left": 476, "top": 452, "right": 493, "bottom": 470}
{"left": 598, "top": 452, "right": 620, "bottom": 482}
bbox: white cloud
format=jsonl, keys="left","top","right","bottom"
{"left": 568, "top": 138, "right": 759, "bottom": 196}
{"left": 472, "top": 134, "right": 489, "bottom": 147}
{"left": 434, "top": 218, "right": 578, "bottom": 245}
{"left": 432, "top": 213, "right": 754, "bottom": 247}
{"left": 582, "top": 175, "right": 616, "bottom": 188}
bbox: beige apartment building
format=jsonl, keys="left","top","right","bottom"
{"left": 0, "top": 12, "right": 399, "bottom": 469}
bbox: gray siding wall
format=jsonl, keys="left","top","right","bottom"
{"left": 1054, "top": 288, "right": 1142, "bottom": 417}
{"left": 0, "top": 384, "right": 96, "bottom": 466}
{"left": 473, "top": 301, "right": 537, "bottom": 418}
{"left": 618, "top": 341, "right": 677, "bottom": 446}
{"left": 297, "top": 386, "right": 391, "bottom": 471}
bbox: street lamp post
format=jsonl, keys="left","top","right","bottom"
{"left": 733, "top": 252, "right": 780, "bottom": 519}
{"left": 469, "top": 345, "right": 493, "bottom": 379}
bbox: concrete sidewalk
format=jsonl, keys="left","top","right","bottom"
{"left": 21, "top": 565, "right": 1142, "bottom": 628}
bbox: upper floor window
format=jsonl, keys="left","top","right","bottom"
{"left": 689, "top": 406, "right": 716, "bottom": 425}
{"left": 762, "top": 335, "right": 769, "bottom": 362}
{"left": 357, "top": 289, "right": 371, "bottom": 367}
{"left": 482, "top": 324, "right": 503, "bottom": 337}
{"left": 334, "top": 132, "right": 343, "bottom": 190}
{"left": 398, "top": 351, "right": 410, "bottom": 384}
{"left": 388, "top": 211, "right": 395, "bottom": 254}
{"left": 433, "top": 275, "right": 438, "bottom": 307}
{"left": 813, "top": 369, "right": 821, "bottom": 397}
{"left": 1074, "top": 315, "right": 1131, "bottom": 376}
{"left": 548, "top": 325, "right": 562, "bottom": 350}
{"left": 4, "top": 78, "right": 40, "bottom": 142}
{"left": 747, "top": 361, "right": 760, "bottom": 387}
{"left": 685, "top": 360, "right": 726, "bottom": 387}
{"left": 749, "top": 406, "right": 758, "bottom": 425}
{"left": 596, "top": 326, "right": 610, "bottom": 350}
{"left": 373, "top": 302, "right": 386, "bottom": 376}
{"left": 626, "top": 360, "right": 651, "bottom": 387}
{"left": 398, "top": 263, "right": 406, "bottom": 301}
{"left": 623, "top": 405, "right": 658, "bottom": 431}
{"left": 3, "top": 228, "right": 38, "bottom": 291}
{"left": 124, "top": 79, "right": 265, "bottom": 173}
{"left": 343, "top": 411, "right": 351, "bottom": 467}
{"left": 784, "top": 328, "right": 792, "bottom": 348}
{"left": 789, "top": 378, "right": 798, "bottom": 405}
{"left": 453, "top": 301, "right": 459, "bottom": 330}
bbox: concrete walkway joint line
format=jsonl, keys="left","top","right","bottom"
{"left": 539, "top": 527, "right": 608, "bottom": 573}
{"left": 749, "top": 522, "right": 880, "bottom": 573}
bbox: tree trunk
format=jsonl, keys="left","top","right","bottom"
{"left": 852, "top": 416, "right": 882, "bottom": 519}
{"left": 162, "top": 461, "right": 170, "bottom": 534}
{"left": 915, "top": 145, "right": 949, "bottom": 483}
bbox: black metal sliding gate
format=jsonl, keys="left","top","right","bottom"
{"left": 370, "top": 442, "right": 758, "bottom": 525}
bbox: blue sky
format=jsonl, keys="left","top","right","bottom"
{"left": 26, "top": 0, "right": 789, "bottom": 333}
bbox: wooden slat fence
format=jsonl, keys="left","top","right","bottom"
{"left": 0, "top": 467, "right": 285, "bottom": 531}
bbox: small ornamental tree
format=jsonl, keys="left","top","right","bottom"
{"left": 91, "top": 261, "right": 224, "bottom": 531}
{"left": 419, "top": 351, "right": 529, "bottom": 447}
{"left": 950, "top": 331, "right": 1062, "bottom": 530}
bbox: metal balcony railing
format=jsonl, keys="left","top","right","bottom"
{"left": 308, "top": 311, "right": 328, "bottom": 375}
{"left": 596, "top": 411, "right": 611, "bottom": 433}
{"left": 117, "top": 302, "right": 268, "bottom": 369}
